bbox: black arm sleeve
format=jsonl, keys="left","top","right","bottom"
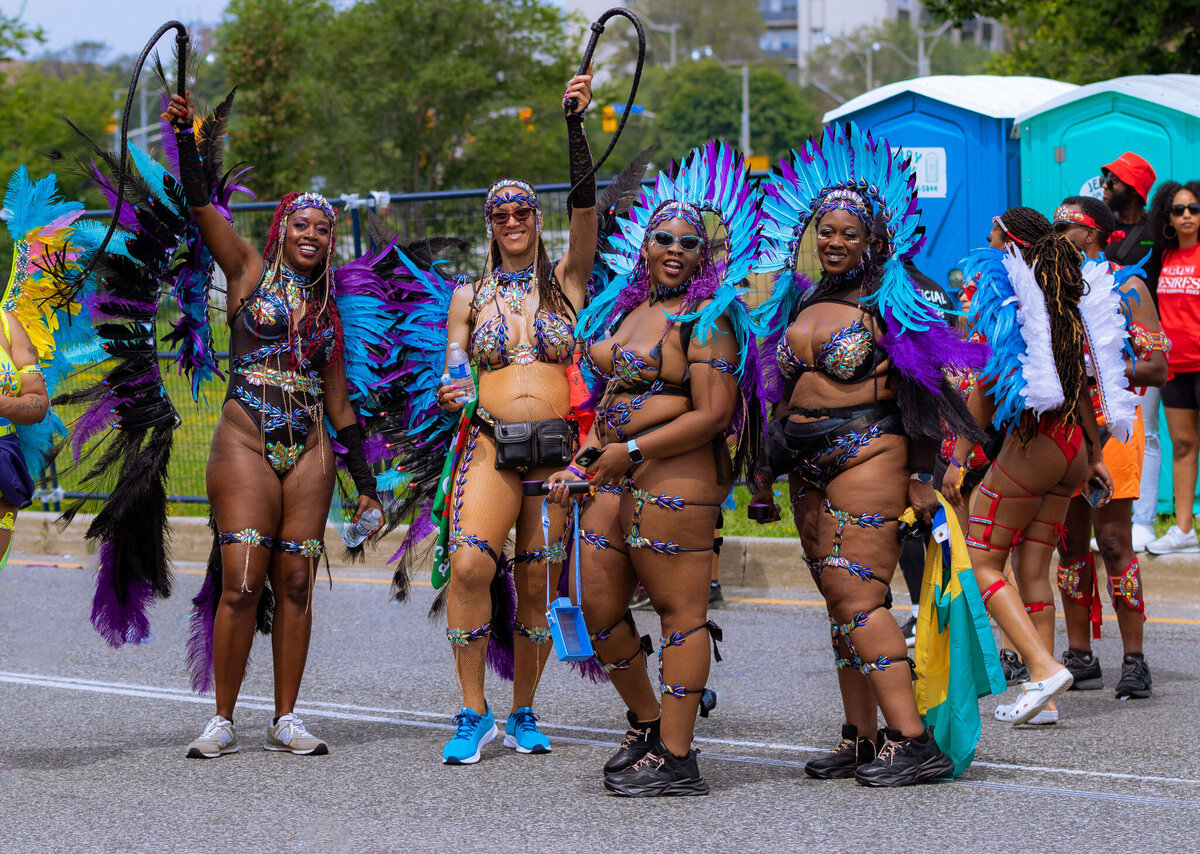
{"left": 566, "top": 114, "right": 595, "bottom": 213}
{"left": 335, "top": 423, "right": 379, "bottom": 503}
{"left": 173, "top": 128, "right": 210, "bottom": 208}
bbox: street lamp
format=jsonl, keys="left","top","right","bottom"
{"left": 824, "top": 35, "right": 879, "bottom": 91}
{"left": 641, "top": 16, "right": 680, "bottom": 68}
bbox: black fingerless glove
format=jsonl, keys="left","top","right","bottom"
{"left": 566, "top": 114, "right": 595, "bottom": 213}
{"left": 173, "top": 126, "right": 210, "bottom": 208}
{"left": 335, "top": 423, "right": 378, "bottom": 503}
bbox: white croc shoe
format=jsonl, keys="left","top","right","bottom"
{"left": 995, "top": 667, "right": 1073, "bottom": 725}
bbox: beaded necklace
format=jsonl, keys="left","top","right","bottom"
{"left": 278, "top": 263, "right": 314, "bottom": 310}
{"left": 494, "top": 263, "right": 536, "bottom": 314}
{"left": 649, "top": 281, "right": 689, "bottom": 304}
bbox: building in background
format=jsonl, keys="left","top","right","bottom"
{"left": 761, "top": 0, "right": 1003, "bottom": 73}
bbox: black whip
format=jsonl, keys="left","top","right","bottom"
{"left": 565, "top": 8, "right": 646, "bottom": 201}
{"left": 70, "top": 21, "right": 190, "bottom": 291}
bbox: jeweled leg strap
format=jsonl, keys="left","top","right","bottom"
{"left": 219, "top": 528, "right": 277, "bottom": 593}
{"left": 1107, "top": 557, "right": 1146, "bottom": 618}
{"left": 828, "top": 606, "right": 906, "bottom": 675}
{"left": 513, "top": 621, "right": 552, "bottom": 645}
{"left": 966, "top": 483, "right": 1025, "bottom": 551}
{"left": 626, "top": 487, "right": 720, "bottom": 554}
{"left": 591, "top": 611, "right": 652, "bottom": 673}
{"left": 658, "top": 620, "right": 723, "bottom": 717}
{"left": 1058, "top": 552, "right": 1103, "bottom": 639}
{"left": 276, "top": 537, "right": 327, "bottom": 613}
{"left": 447, "top": 623, "right": 493, "bottom": 647}
{"left": 811, "top": 500, "right": 897, "bottom": 585}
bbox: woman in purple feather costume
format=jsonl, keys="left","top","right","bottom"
{"left": 754, "top": 192, "right": 985, "bottom": 788}
{"left": 165, "top": 94, "right": 383, "bottom": 760}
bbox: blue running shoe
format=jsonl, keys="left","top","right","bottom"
{"left": 504, "top": 706, "right": 551, "bottom": 754}
{"left": 442, "top": 705, "right": 497, "bottom": 765}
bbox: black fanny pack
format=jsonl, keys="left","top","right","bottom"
{"left": 766, "top": 403, "right": 902, "bottom": 477}
{"left": 484, "top": 417, "right": 575, "bottom": 470}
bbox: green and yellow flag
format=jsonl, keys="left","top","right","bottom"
{"left": 909, "top": 496, "right": 1007, "bottom": 777}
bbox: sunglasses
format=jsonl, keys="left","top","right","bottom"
{"left": 1052, "top": 220, "right": 1089, "bottom": 234}
{"left": 1171, "top": 203, "right": 1200, "bottom": 217}
{"left": 1102, "top": 175, "right": 1121, "bottom": 189}
{"left": 649, "top": 230, "right": 704, "bottom": 252}
{"left": 489, "top": 208, "right": 534, "bottom": 225}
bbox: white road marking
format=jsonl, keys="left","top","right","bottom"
{"left": 3, "top": 668, "right": 1200, "bottom": 806}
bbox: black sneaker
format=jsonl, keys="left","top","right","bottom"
{"left": 708, "top": 581, "right": 724, "bottom": 605}
{"left": 1115, "top": 653, "right": 1152, "bottom": 699}
{"left": 1062, "top": 647, "right": 1103, "bottom": 690}
{"left": 1000, "top": 649, "right": 1029, "bottom": 686}
{"left": 854, "top": 727, "right": 953, "bottom": 788}
{"left": 900, "top": 615, "right": 917, "bottom": 649}
{"left": 804, "top": 723, "right": 878, "bottom": 779}
{"left": 603, "top": 710, "right": 661, "bottom": 775}
{"left": 603, "top": 738, "right": 708, "bottom": 797}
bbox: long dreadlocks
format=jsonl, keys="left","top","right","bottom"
{"left": 998, "top": 205, "right": 1088, "bottom": 430}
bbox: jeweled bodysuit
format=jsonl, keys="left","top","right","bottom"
{"left": 226, "top": 264, "right": 335, "bottom": 477}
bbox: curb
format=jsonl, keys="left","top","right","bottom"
{"left": 15, "top": 512, "right": 1200, "bottom": 605}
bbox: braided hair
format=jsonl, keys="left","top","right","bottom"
{"left": 998, "top": 205, "right": 1088, "bottom": 430}
{"left": 261, "top": 191, "right": 343, "bottom": 367}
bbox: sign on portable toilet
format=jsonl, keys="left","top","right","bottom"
{"left": 823, "top": 75, "right": 1076, "bottom": 292}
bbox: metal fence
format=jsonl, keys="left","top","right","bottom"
{"left": 38, "top": 175, "right": 804, "bottom": 513}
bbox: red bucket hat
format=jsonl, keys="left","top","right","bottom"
{"left": 1101, "top": 152, "right": 1156, "bottom": 203}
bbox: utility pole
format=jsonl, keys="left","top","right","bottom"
{"left": 740, "top": 64, "right": 751, "bottom": 157}
{"left": 797, "top": 0, "right": 811, "bottom": 87}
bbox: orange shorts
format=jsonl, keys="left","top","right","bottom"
{"left": 1074, "top": 406, "right": 1145, "bottom": 500}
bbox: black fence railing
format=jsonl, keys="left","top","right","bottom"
{"left": 39, "top": 175, "right": 799, "bottom": 513}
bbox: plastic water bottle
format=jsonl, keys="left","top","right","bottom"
{"left": 342, "top": 508, "right": 382, "bottom": 548}
{"left": 446, "top": 342, "right": 475, "bottom": 404}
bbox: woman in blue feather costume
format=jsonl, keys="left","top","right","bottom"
{"left": 753, "top": 123, "right": 988, "bottom": 787}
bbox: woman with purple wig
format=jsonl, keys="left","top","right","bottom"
{"left": 547, "top": 142, "right": 766, "bottom": 797}
{"left": 753, "top": 124, "right": 989, "bottom": 787}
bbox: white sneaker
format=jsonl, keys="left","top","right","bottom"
{"left": 1146, "top": 524, "right": 1200, "bottom": 555}
{"left": 265, "top": 713, "right": 329, "bottom": 755}
{"left": 186, "top": 715, "right": 238, "bottom": 758}
{"left": 1131, "top": 523, "right": 1156, "bottom": 553}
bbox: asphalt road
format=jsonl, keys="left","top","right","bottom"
{"left": 2, "top": 552, "right": 1198, "bottom": 854}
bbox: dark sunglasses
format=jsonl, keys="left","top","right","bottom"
{"left": 1102, "top": 175, "right": 1121, "bottom": 189}
{"left": 649, "top": 230, "right": 703, "bottom": 252}
{"left": 489, "top": 208, "right": 534, "bottom": 225}
{"left": 1171, "top": 203, "right": 1200, "bottom": 217}
{"left": 1052, "top": 220, "right": 1090, "bottom": 234}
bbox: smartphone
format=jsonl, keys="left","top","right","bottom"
{"left": 575, "top": 446, "right": 602, "bottom": 467}
{"left": 747, "top": 503, "right": 780, "bottom": 522}
{"left": 1086, "top": 478, "right": 1112, "bottom": 508}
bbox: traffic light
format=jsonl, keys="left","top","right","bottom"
{"left": 518, "top": 107, "right": 533, "bottom": 131}
{"left": 602, "top": 105, "right": 617, "bottom": 133}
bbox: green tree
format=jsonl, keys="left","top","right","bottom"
{"left": 617, "top": 0, "right": 764, "bottom": 66}
{"left": 0, "top": 7, "right": 44, "bottom": 60}
{"left": 924, "top": 0, "right": 1200, "bottom": 81}
{"left": 215, "top": 0, "right": 582, "bottom": 196}
{"left": 656, "top": 61, "right": 819, "bottom": 162}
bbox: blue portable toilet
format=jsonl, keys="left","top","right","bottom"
{"left": 823, "top": 75, "right": 1076, "bottom": 289}
{"left": 1014, "top": 74, "right": 1200, "bottom": 217}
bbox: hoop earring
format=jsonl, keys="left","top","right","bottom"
{"left": 1164, "top": 223, "right": 1178, "bottom": 240}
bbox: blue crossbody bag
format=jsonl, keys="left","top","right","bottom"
{"left": 543, "top": 498, "right": 594, "bottom": 662}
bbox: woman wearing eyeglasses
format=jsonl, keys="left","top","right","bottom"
{"left": 546, "top": 143, "right": 766, "bottom": 797}
{"left": 1146, "top": 181, "right": 1200, "bottom": 555}
{"left": 430, "top": 69, "right": 596, "bottom": 764}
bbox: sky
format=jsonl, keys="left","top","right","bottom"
{"left": 15, "top": 0, "right": 231, "bottom": 55}
{"left": 12, "top": 0, "right": 573, "bottom": 57}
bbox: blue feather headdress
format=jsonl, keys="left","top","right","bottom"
{"left": 754, "top": 123, "right": 988, "bottom": 397}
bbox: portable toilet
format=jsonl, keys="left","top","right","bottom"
{"left": 1014, "top": 74, "right": 1200, "bottom": 216}
{"left": 823, "top": 75, "right": 1076, "bottom": 289}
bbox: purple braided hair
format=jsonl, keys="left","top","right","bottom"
{"left": 613, "top": 201, "right": 724, "bottom": 316}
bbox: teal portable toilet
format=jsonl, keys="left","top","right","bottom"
{"left": 823, "top": 75, "right": 1075, "bottom": 288}
{"left": 1015, "top": 74, "right": 1200, "bottom": 215}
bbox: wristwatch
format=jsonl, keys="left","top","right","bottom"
{"left": 626, "top": 439, "right": 644, "bottom": 464}
{"left": 910, "top": 471, "right": 934, "bottom": 484}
